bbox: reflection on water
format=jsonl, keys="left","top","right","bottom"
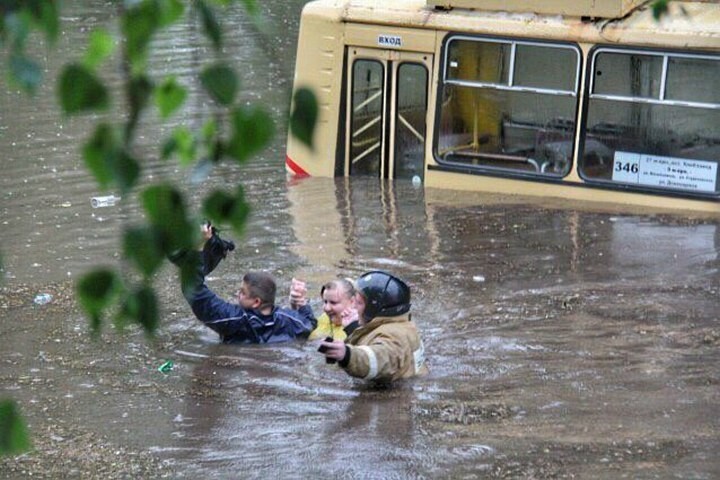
{"left": 1, "top": 1, "right": 720, "bottom": 479}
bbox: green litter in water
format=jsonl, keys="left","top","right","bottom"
{"left": 158, "top": 360, "right": 174, "bottom": 373}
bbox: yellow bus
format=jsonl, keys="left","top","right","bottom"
{"left": 285, "top": 0, "right": 720, "bottom": 214}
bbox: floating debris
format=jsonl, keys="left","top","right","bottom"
{"left": 33, "top": 293, "right": 53, "bottom": 305}
{"left": 90, "top": 195, "right": 120, "bottom": 208}
{"left": 157, "top": 360, "right": 174, "bottom": 374}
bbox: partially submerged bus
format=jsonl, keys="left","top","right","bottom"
{"left": 285, "top": 0, "right": 720, "bottom": 214}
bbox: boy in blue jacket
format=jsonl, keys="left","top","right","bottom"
{"left": 177, "top": 224, "right": 316, "bottom": 344}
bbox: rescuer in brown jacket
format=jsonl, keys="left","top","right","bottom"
{"left": 319, "top": 271, "right": 428, "bottom": 382}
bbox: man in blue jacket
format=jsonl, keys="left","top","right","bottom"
{"left": 177, "top": 224, "right": 317, "bottom": 344}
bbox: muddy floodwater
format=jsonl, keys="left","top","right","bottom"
{"left": 2, "top": 1, "right": 720, "bottom": 479}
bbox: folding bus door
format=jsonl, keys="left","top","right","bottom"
{"left": 346, "top": 47, "right": 431, "bottom": 181}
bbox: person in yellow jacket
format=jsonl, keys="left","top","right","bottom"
{"left": 318, "top": 271, "right": 428, "bottom": 382}
{"left": 308, "top": 278, "right": 360, "bottom": 341}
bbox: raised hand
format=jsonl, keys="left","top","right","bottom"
{"left": 289, "top": 277, "right": 307, "bottom": 309}
{"left": 340, "top": 306, "right": 359, "bottom": 327}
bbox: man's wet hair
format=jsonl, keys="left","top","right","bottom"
{"left": 320, "top": 278, "right": 356, "bottom": 299}
{"left": 243, "top": 272, "right": 277, "bottom": 308}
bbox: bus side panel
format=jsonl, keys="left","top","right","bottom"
{"left": 424, "top": 168, "right": 720, "bottom": 214}
{"left": 345, "top": 24, "right": 437, "bottom": 54}
{"left": 286, "top": 5, "right": 345, "bottom": 177}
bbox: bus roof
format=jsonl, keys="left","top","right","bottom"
{"left": 303, "top": 0, "right": 720, "bottom": 50}
{"left": 427, "top": 0, "right": 646, "bottom": 18}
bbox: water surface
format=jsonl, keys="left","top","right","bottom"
{"left": 1, "top": 1, "right": 719, "bottom": 479}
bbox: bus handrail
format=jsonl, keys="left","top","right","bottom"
{"left": 443, "top": 150, "right": 542, "bottom": 172}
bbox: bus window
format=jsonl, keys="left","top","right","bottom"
{"left": 436, "top": 37, "right": 580, "bottom": 177}
{"left": 592, "top": 52, "right": 663, "bottom": 99}
{"left": 394, "top": 63, "right": 428, "bottom": 181}
{"left": 350, "top": 60, "right": 385, "bottom": 176}
{"left": 514, "top": 44, "right": 577, "bottom": 92}
{"left": 581, "top": 49, "right": 720, "bottom": 197}
{"left": 666, "top": 56, "right": 720, "bottom": 105}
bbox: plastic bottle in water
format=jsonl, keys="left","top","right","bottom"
{"left": 91, "top": 195, "right": 120, "bottom": 208}
{"left": 158, "top": 360, "right": 174, "bottom": 373}
{"left": 33, "top": 293, "right": 53, "bottom": 305}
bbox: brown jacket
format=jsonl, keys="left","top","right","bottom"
{"left": 341, "top": 313, "right": 428, "bottom": 382}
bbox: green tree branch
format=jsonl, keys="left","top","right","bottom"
{"left": 1, "top": 0, "right": 317, "bottom": 456}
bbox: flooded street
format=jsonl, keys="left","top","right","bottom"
{"left": 2, "top": 1, "right": 720, "bottom": 479}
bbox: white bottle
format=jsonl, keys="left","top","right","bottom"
{"left": 91, "top": 195, "right": 120, "bottom": 208}
{"left": 34, "top": 293, "right": 53, "bottom": 305}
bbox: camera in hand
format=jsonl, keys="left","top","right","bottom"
{"left": 318, "top": 336, "right": 337, "bottom": 364}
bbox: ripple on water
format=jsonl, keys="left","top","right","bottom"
{"left": 449, "top": 443, "right": 496, "bottom": 459}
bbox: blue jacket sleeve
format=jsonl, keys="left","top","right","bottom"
{"left": 265, "top": 304, "right": 317, "bottom": 341}
{"left": 294, "top": 304, "right": 317, "bottom": 337}
{"left": 178, "top": 250, "right": 317, "bottom": 342}
{"left": 184, "top": 279, "right": 253, "bottom": 341}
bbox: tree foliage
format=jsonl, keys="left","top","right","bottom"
{"left": 0, "top": 400, "right": 31, "bottom": 455}
{"left": 1, "top": 0, "right": 317, "bottom": 456}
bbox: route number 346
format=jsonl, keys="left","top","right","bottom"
{"left": 614, "top": 161, "right": 639, "bottom": 173}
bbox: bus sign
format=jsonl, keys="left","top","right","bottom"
{"left": 613, "top": 151, "right": 718, "bottom": 193}
{"left": 378, "top": 34, "right": 402, "bottom": 48}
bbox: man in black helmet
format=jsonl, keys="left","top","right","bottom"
{"left": 319, "top": 271, "right": 427, "bottom": 382}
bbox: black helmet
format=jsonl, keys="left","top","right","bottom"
{"left": 356, "top": 271, "right": 411, "bottom": 321}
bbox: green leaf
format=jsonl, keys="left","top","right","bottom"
{"left": 200, "top": 63, "right": 238, "bottom": 106}
{"left": 202, "top": 189, "right": 235, "bottom": 223}
{"left": 200, "top": 120, "right": 221, "bottom": 162}
{"left": 123, "top": 226, "right": 165, "bottom": 278}
{"left": 122, "top": 2, "right": 160, "bottom": 69}
{"left": 83, "top": 28, "right": 115, "bottom": 70}
{"left": 652, "top": 0, "right": 669, "bottom": 20}
{"left": 197, "top": 0, "right": 222, "bottom": 50}
{"left": 82, "top": 124, "right": 138, "bottom": 192}
{"left": 177, "top": 251, "right": 202, "bottom": 297}
{"left": 289, "top": 87, "right": 318, "bottom": 150}
{"left": 141, "top": 184, "right": 184, "bottom": 227}
{"left": 121, "top": 0, "right": 183, "bottom": 68}
{"left": 36, "top": 0, "right": 59, "bottom": 43}
{"left": 227, "top": 105, "right": 274, "bottom": 163}
{"left": 175, "top": 127, "right": 196, "bottom": 165}
{"left": 206, "top": 0, "right": 233, "bottom": 6}
{"left": 201, "top": 119, "right": 217, "bottom": 144}
{"left": 238, "top": 0, "right": 259, "bottom": 17}
{"left": 141, "top": 184, "right": 196, "bottom": 253}
{"left": 8, "top": 54, "right": 42, "bottom": 94}
{"left": 208, "top": 140, "right": 224, "bottom": 163}
{"left": 119, "top": 286, "right": 159, "bottom": 335}
{"left": 202, "top": 186, "right": 250, "bottom": 235}
{"left": 157, "top": 0, "right": 185, "bottom": 27}
{"left": 155, "top": 76, "right": 187, "bottom": 119}
{"left": 76, "top": 268, "right": 121, "bottom": 334}
{"left": 0, "top": 399, "right": 31, "bottom": 455}
{"left": 58, "top": 63, "right": 109, "bottom": 114}
{"left": 113, "top": 151, "right": 141, "bottom": 194}
{"left": 161, "top": 137, "right": 177, "bottom": 161}
{"left": 82, "top": 124, "right": 120, "bottom": 189}
{"left": 126, "top": 74, "right": 154, "bottom": 140}
{"left": 128, "top": 74, "right": 154, "bottom": 113}
{"left": 4, "top": 11, "right": 31, "bottom": 50}
{"left": 161, "top": 127, "right": 195, "bottom": 166}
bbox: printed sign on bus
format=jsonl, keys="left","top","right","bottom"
{"left": 378, "top": 34, "right": 402, "bottom": 48}
{"left": 612, "top": 151, "right": 718, "bottom": 193}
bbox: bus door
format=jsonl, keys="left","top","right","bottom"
{"left": 346, "top": 47, "right": 431, "bottom": 181}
